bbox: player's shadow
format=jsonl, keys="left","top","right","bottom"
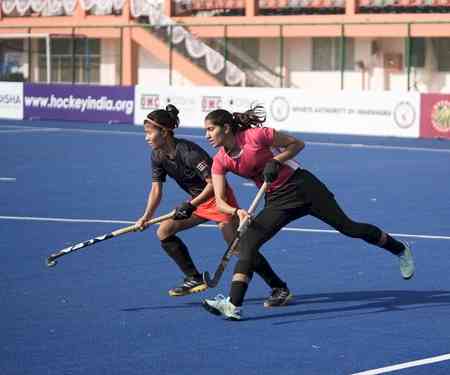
{"left": 121, "top": 301, "right": 200, "bottom": 312}
{"left": 120, "top": 290, "right": 450, "bottom": 319}
{"left": 245, "top": 290, "right": 450, "bottom": 323}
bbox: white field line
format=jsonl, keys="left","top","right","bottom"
{"left": 1, "top": 125, "right": 449, "bottom": 153}
{"left": 1, "top": 215, "right": 449, "bottom": 241}
{"left": 306, "top": 141, "right": 450, "bottom": 153}
{"left": 351, "top": 353, "right": 450, "bottom": 375}
{"left": 0, "top": 127, "right": 60, "bottom": 133}
{"left": 0, "top": 126, "right": 142, "bottom": 136}
{"left": 0, "top": 178, "right": 16, "bottom": 182}
{"left": 0, "top": 215, "right": 130, "bottom": 224}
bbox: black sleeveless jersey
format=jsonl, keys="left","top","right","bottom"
{"left": 151, "top": 138, "right": 212, "bottom": 198}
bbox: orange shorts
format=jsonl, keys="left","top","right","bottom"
{"left": 193, "top": 186, "right": 238, "bottom": 224}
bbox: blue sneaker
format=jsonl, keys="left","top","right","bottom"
{"left": 398, "top": 241, "right": 415, "bottom": 280}
{"left": 201, "top": 295, "right": 242, "bottom": 321}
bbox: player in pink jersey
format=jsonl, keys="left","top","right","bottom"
{"left": 135, "top": 104, "right": 289, "bottom": 302}
{"left": 201, "top": 106, "right": 415, "bottom": 320}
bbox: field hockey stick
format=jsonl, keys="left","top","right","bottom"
{"left": 46, "top": 211, "right": 175, "bottom": 267}
{"left": 202, "top": 182, "right": 268, "bottom": 288}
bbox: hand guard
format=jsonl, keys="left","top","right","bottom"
{"left": 263, "top": 159, "right": 282, "bottom": 183}
{"left": 173, "top": 202, "right": 196, "bottom": 220}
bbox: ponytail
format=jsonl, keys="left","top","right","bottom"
{"left": 165, "top": 104, "right": 180, "bottom": 129}
{"left": 205, "top": 105, "right": 266, "bottom": 133}
{"left": 232, "top": 105, "right": 266, "bottom": 131}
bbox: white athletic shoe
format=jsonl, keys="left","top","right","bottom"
{"left": 398, "top": 241, "right": 415, "bottom": 280}
{"left": 201, "top": 295, "right": 242, "bottom": 321}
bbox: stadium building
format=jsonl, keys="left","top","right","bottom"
{"left": 1, "top": 0, "right": 450, "bottom": 91}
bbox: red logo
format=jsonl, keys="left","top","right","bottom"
{"left": 141, "top": 95, "right": 160, "bottom": 110}
{"left": 431, "top": 100, "right": 450, "bottom": 133}
{"left": 202, "top": 96, "right": 222, "bottom": 112}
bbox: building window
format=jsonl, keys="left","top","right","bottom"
{"left": 432, "top": 38, "right": 450, "bottom": 72}
{"left": 38, "top": 38, "right": 100, "bottom": 83}
{"left": 406, "top": 38, "right": 425, "bottom": 68}
{"left": 312, "top": 38, "right": 354, "bottom": 71}
{"left": 0, "top": 39, "right": 25, "bottom": 81}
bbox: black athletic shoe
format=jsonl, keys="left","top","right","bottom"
{"left": 263, "top": 287, "right": 293, "bottom": 308}
{"left": 168, "top": 276, "right": 208, "bottom": 297}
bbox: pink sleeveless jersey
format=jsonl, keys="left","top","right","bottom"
{"left": 211, "top": 127, "right": 300, "bottom": 192}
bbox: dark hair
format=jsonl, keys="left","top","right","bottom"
{"left": 146, "top": 104, "right": 180, "bottom": 130}
{"left": 205, "top": 105, "right": 266, "bottom": 133}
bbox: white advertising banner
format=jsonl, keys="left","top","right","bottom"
{"left": 134, "top": 86, "right": 261, "bottom": 128}
{"left": 135, "top": 86, "right": 420, "bottom": 138}
{"left": 0, "top": 82, "right": 23, "bottom": 120}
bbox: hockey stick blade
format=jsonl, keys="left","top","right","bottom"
{"left": 202, "top": 235, "right": 239, "bottom": 287}
{"left": 202, "top": 183, "right": 267, "bottom": 288}
{"left": 45, "top": 211, "right": 174, "bottom": 268}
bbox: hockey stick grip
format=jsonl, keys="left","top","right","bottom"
{"left": 236, "top": 182, "right": 268, "bottom": 233}
{"left": 142, "top": 210, "right": 175, "bottom": 227}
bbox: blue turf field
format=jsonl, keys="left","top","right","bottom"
{"left": 1, "top": 120, "right": 450, "bottom": 375}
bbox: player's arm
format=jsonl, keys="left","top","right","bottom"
{"left": 142, "top": 181, "right": 163, "bottom": 220}
{"left": 212, "top": 174, "right": 250, "bottom": 224}
{"left": 172, "top": 151, "right": 214, "bottom": 221}
{"left": 271, "top": 130, "right": 305, "bottom": 164}
{"left": 211, "top": 174, "right": 237, "bottom": 215}
{"left": 184, "top": 151, "right": 214, "bottom": 208}
{"left": 136, "top": 181, "right": 163, "bottom": 229}
{"left": 190, "top": 176, "right": 214, "bottom": 207}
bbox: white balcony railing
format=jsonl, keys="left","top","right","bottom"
{"left": 1, "top": 0, "right": 125, "bottom": 16}
{"left": 0, "top": 0, "right": 246, "bottom": 86}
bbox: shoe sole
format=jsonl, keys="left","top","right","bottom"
{"left": 263, "top": 293, "right": 293, "bottom": 308}
{"left": 201, "top": 300, "right": 222, "bottom": 316}
{"left": 201, "top": 300, "right": 241, "bottom": 321}
{"left": 168, "top": 283, "right": 208, "bottom": 297}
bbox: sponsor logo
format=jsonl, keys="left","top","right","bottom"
{"left": 270, "top": 96, "right": 290, "bottom": 122}
{"left": 196, "top": 160, "right": 208, "bottom": 173}
{"left": 141, "top": 94, "right": 160, "bottom": 110}
{"left": 25, "top": 94, "right": 134, "bottom": 115}
{"left": 0, "top": 94, "right": 21, "bottom": 105}
{"left": 166, "top": 96, "right": 195, "bottom": 108}
{"left": 393, "top": 101, "right": 416, "bottom": 129}
{"left": 226, "top": 97, "right": 263, "bottom": 111}
{"left": 201, "top": 96, "right": 222, "bottom": 112}
{"left": 431, "top": 100, "right": 450, "bottom": 133}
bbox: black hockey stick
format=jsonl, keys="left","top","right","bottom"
{"left": 202, "top": 182, "right": 268, "bottom": 288}
{"left": 46, "top": 211, "right": 174, "bottom": 267}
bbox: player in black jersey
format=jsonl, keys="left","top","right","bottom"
{"left": 135, "top": 105, "right": 290, "bottom": 303}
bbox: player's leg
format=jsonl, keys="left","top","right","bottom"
{"left": 218, "top": 218, "right": 291, "bottom": 307}
{"left": 157, "top": 215, "right": 208, "bottom": 296}
{"left": 203, "top": 206, "right": 299, "bottom": 319}
{"left": 309, "top": 189, "right": 414, "bottom": 279}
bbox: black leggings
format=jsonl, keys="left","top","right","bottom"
{"left": 236, "top": 171, "right": 384, "bottom": 274}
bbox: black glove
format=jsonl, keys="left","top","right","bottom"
{"left": 173, "top": 201, "right": 196, "bottom": 220}
{"left": 263, "top": 159, "right": 282, "bottom": 183}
